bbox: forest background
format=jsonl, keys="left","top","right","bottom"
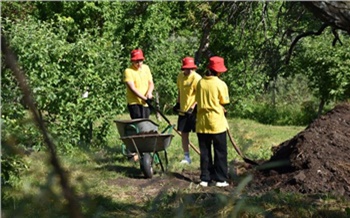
{"left": 1, "top": 1, "right": 350, "bottom": 217}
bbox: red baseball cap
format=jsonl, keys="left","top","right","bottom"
{"left": 130, "top": 49, "right": 145, "bottom": 61}
{"left": 207, "top": 56, "right": 227, "bottom": 73}
{"left": 181, "top": 57, "right": 197, "bottom": 70}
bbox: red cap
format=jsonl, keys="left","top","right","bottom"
{"left": 130, "top": 49, "right": 145, "bottom": 61}
{"left": 207, "top": 56, "right": 227, "bottom": 73}
{"left": 181, "top": 57, "right": 197, "bottom": 70}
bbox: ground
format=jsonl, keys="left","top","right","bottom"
{"left": 111, "top": 102, "right": 350, "bottom": 198}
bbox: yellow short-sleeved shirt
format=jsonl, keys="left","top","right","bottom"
{"left": 177, "top": 71, "right": 202, "bottom": 115}
{"left": 195, "top": 76, "right": 230, "bottom": 134}
{"left": 124, "top": 64, "right": 152, "bottom": 106}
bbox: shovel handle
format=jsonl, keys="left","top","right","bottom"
{"left": 227, "top": 128, "right": 259, "bottom": 166}
{"left": 227, "top": 128, "right": 244, "bottom": 157}
{"left": 173, "top": 128, "right": 201, "bottom": 155}
{"left": 150, "top": 102, "right": 201, "bottom": 155}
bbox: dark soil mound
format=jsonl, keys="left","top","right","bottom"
{"left": 250, "top": 102, "right": 350, "bottom": 196}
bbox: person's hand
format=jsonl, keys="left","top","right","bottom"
{"left": 185, "top": 108, "right": 194, "bottom": 116}
{"left": 145, "top": 98, "right": 154, "bottom": 109}
{"left": 223, "top": 108, "right": 227, "bottom": 117}
{"left": 172, "top": 102, "right": 180, "bottom": 113}
{"left": 146, "top": 93, "right": 153, "bottom": 99}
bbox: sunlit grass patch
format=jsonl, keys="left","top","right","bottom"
{"left": 228, "top": 118, "right": 305, "bottom": 160}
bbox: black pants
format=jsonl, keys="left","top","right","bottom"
{"left": 177, "top": 113, "right": 196, "bottom": 133}
{"left": 197, "top": 132, "right": 228, "bottom": 182}
{"left": 127, "top": 104, "right": 150, "bottom": 119}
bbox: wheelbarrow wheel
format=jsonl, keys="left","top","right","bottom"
{"left": 140, "top": 153, "right": 153, "bottom": 178}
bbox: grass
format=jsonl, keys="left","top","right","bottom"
{"left": 228, "top": 118, "right": 304, "bottom": 160}
{"left": 2, "top": 115, "right": 350, "bottom": 218}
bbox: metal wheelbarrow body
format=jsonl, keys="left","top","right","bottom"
{"left": 114, "top": 118, "right": 174, "bottom": 178}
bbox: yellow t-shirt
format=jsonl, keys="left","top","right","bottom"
{"left": 177, "top": 71, "right": 202, "bottom": 115}
{"left": 123, "top": 64, "right": 152, "bottom": 106}
{"left": 195, "top": 76, "right": 230, "bottom": 134}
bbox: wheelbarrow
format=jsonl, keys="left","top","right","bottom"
{"left": 114, "top": 118, "right": 174, "bottom": 178}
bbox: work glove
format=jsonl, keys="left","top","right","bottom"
{"left": 172, "top": 102, "right": 180, "bottom": 113}
{"left": 185, "top": 108, "right": 194, "bottom": 116}
{"left": 145, "top": 98, "right": 154, "bottom": 109}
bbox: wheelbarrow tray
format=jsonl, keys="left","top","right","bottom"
{"left": 114, "top": 119, "right": 159, "bottom": 137}
{"left": 120, "top": 133, "right": 174, "bottom": 153}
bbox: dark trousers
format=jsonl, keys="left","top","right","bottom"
{"left": 197, "top": 132, "right": 228, "bottom": 182}
{"left": 177, "top": 113, "right": 196, "bottom": 133}
{"left": 127, "top": 104, "right": 150, "bottom": 119}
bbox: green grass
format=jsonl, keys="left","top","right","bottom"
{"left": 228, "top": 118, "right": 304, "bottom": 160}
{"left": 2, "top": 115, "right": 350, "bottom": 218}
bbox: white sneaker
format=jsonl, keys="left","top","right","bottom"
{"left": 216, "top": 181, "right": 229, "bottom": 187}
{"left": 199, "top": 181, "right": 208, "bottom": 187}
{"left": 180, "top": 158, "right": 191, "bottom": 164}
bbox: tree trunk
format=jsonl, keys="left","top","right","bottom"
{"left": 318, "top": 98, "right": 325, "bottom": 117}
{"left": 195, "top": 21, "right": 212, "bottom": 67}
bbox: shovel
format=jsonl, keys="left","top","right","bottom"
{"left": 226, "top": 128, "right": 259, "bottom": 166}
{"left": 147, "top": 100, "right": 201, "bottom": 155}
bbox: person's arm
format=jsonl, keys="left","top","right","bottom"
{"left": 126, "top": 81, "right": 147, "bottom": 101}
{"left": 146, "top": 79, "right": 154, "bottom": 99}
{"left": 190, "top": 102, "right": 197, "bottom": 109}
{"left": 219, "top": 82, "right": 230, "bottom": 105}
{"left": 189, "top": 74, "right": 201, "bottom": 110}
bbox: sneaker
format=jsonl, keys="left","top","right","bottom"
{"left": 199, "top": 181, "right": 208, "bottom": 187}
{"left": 216, "top": 181, "right": 229, "bottom": 187}
{"left": 180, "top": 157, "right": 191, "bottom": 164}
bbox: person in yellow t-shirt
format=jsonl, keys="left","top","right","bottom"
{"left": 173, "top": 57, "right": 202, "bottom": 164}
{"left": 195, "top": 56, "right": 230, "bottom": 188}
{"left": 124, "top": 48, "right": 154, "bottom": 119}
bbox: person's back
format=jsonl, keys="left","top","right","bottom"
{"left": 196, "top": 76, "right": 228, "bottom": 134}
{"left": 195, "top": 56, "right": 230, "bottom": 188}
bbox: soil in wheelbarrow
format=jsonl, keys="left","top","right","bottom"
{"left": 247, "top": 102, "right": 350, "bottom": 197}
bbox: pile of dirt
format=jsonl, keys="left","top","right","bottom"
{"left": 250, "top": 102, "right": 350, "bottom": 196}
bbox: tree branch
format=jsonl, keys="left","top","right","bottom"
{"left": 1, "top": 33, "right": 83, "bottom": 218}
{"left": 332, "top": 27, "right": 343, "bottom": 46}
{"left": 285, "top": 22, "right": 330, "bottom": 65}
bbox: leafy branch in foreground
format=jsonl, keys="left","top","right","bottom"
{"left": 1, "top": 32, "right": 83, "bottom": 218}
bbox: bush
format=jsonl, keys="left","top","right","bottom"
{"left": 233, "top": 100, "right": 318, "bottom": 126}
{"left": 2, "top": 17, "right": 125, "bottom": 151}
